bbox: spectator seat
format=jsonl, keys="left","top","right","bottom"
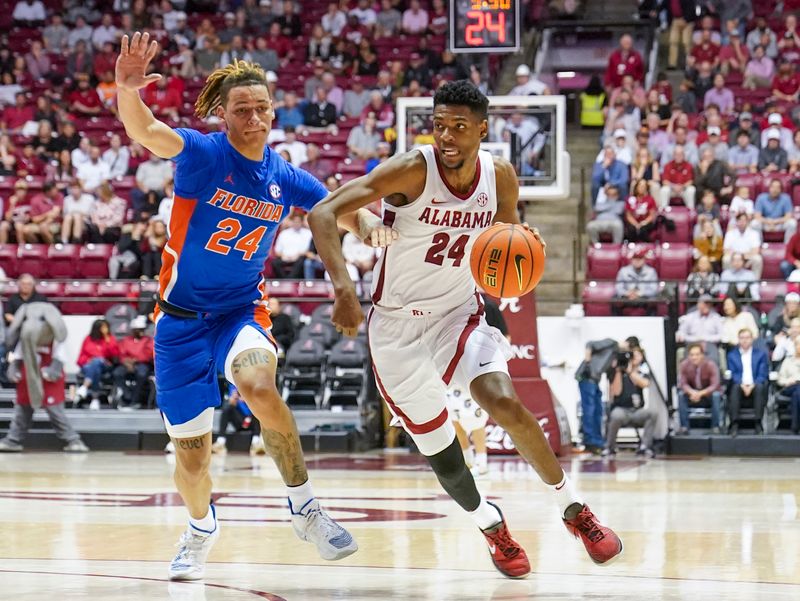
{"left": 47, "top": 243, "right": 81, "bottom": 278}
{"left": 582, "top": 281, "right": 616, "bottom": 316}
{"left": 78, "top": 244, "right": 114, "bottom": 278}
{"left": 16, "top": 244, "right": 49, "bottom": 278}
{"left": 0, "top": 244, "right": 18, "bottom": 278}
{"left": 61, "top": 281, "right": 99, "bottom": 315}
{"left": 757, "top": 281, "right": 787, "bottom": 314}
{"left": 266, "top": 280, "right": 299, "bottom": 298}
{"left": 761, "top": 243, "right": 786, "bottom": 279}
{"left": 586, "top": 243, "right": 622, "bottom": 280}
{"left": 659, "top": 206, "right": 694, "bottom": 244}
{"left": 658, "top": 243, "right": 693, "bottom": 279}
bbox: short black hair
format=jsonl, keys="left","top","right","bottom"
{"left": 433, "top": 80, "right": 489, "bottom": 120}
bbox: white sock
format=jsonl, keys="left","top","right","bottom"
{"left": 189, "top": 504, "right": 217, "bottom": 536}
{"left": 463, "top": 447, "right": 475, "bottom": 467}
{"left": 215, "top": 436, "right": 227, "bottom": 444}
{"left": 475, "top": 452, "right": 488, "bottom": 469}
{"left": 287, "top": 480, "right": 315, "bottom": 514}
{"left": 251, "top": 434, "right": 261, "bottom": 444}
{"left": 551, "top": 473, "right": 584, "bottom": 518}
{"left": 469, "top": 497, "right": 502, "bottom": 530}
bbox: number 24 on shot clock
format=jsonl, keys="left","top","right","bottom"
{"left": 450, "top": 0, "right": 520, "bottom": 54}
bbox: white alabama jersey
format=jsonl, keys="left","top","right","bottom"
{"left": 370, "top": 145, "right": 497, "bottom": 315}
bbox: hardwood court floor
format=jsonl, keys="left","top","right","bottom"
{"left": 1, "top": 450, "right": 799, "bottom": 600}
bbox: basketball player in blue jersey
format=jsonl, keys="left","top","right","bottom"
{"left": 116, "top": 32, "right": 384, "bottom": 580}
{"left": 309, "top": 81, "right": 622, "bottom": 578}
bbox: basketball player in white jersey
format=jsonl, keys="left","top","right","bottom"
{"left": 309, "top": 81, "right": 623, "bottom": 577}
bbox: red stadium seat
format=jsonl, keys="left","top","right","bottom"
{"left": 16, "top": 244, "right": 49, "bottom": 278}
{"left": 296, "top": 280, "right": 334, "bottom": 298}
{"left": 659, "top": 206, "right": 694, "bottom": 243}
{"left": 657, "top": 243, "right": 693, "bottom": 279}
{"left": 735, "top": 173, "right": 761, "bottom": 200}
{"left": 47, "top": 244, "right": 81, "bottom": 278}
{"left": 582, "top": 281, "right": 616, "bottom": 316}
{"left": 761, "top": 243, "right": 786, "bottom": 279}
{"left": 0, "top": 244, "right": 18, "bottom": 278}
{"left": 34, "top": 280, "right": 64, "bottom": 298}
{"left": 96, "top": 280, "right": 134, "bottom": 313}
{"left": 758, "top": 172, "right": 792, "bottom": 195}
{"left": 585, "top": 243, "right": 622, "bottom": 280}
{"left": 78, "top": 244, "right": 114, "bottom": 278}
{"left": 266, "top": 280, "right": 299, "bottom": 298}
{"left": 757, "top": 281, "right": 788, "bottom": 314}
{"left": 60, "top": 281, "right": 99, "bottom": 315}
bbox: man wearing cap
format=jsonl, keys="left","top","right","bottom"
{"left": 723, "top": 213, "right": 764, "bottom": 280}
{"left": 699, "top": 125, "right": 730, "bottom": 163}
{"left": 754, "top": 178, "right": 796, "bottom": 242}
{"left": 676, "top": 294, "right": 724, "bottom": 363}
{"left": 660, "top": 145, "right": 696, "bottom": 208}
{"left": 604, "top": 34, "right": 644, "bottom": 90}
{"left": 677, "top": 342, "right": 723, "bottom": 434}
{"left": 509, "top": 64, "right": 550, "bottom": 96}
{"left": 603, "top": 128, "right": 633, "bottom": 165}
{"left": 612, "top": 249, "right": 659, "bottom": 316}
{"left": 591, "top": 146, "right": 630, "bottom": 205}
{"left": 731, "top": 112, "right": 760, "bottom": 147}
{"left": 728, "top": 130, "right": 759, "bottom": 174}
{"left": 112, "top": 315, "right": 154, "bottom": 409}
{"left": 760, "top": 112, "right": 793, "bottom": 151}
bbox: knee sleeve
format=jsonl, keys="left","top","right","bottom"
{"left": 426, "top": 438, "right": 481, "bottom": 512}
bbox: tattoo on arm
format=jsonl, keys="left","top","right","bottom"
{"left": 261, "top": 427, "right": 308, "bottom": 486}
{"left": 231, "top": 349, "right": 272, "bottom": 376}
{"left": 177, "top": 437, "right": 205, "bottom": 450}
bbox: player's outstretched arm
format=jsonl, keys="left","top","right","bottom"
{"left": 308, "top": 151, "right": 425, "bottom": 335}
{"left": 116, "top": 32, "right": 184, "bottom": 159}
{"left": 492, "top": 157, "right": 547, "bottom": 255}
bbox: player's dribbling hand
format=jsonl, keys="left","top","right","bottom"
{"left": 497, "top": 221, "right": 547, "bottom": 256}
{"left": 116, "top": 32, "right": 162, "bottom": 91}
{"left": 332, "top": 287, "right": 364, "bottom": 338}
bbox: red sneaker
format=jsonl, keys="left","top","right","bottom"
{"left": 480, "top": 502, "right": 531, "bottom": 579}
{"left": 563, "top": 504, "right": 623, "bottom": 565}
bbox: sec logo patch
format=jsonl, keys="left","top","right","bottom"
{"left": 476, "top": 192, "right": 488, "bottom": 207}
{"left": 269, "top": 184, "right": 282, "bottom": 199}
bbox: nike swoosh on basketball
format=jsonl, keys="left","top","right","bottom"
{"left": 513, "top": 254, "right": 526, "bottom": 290}
{"left": 479, "top": 361, "right": 494, "bottom": 367}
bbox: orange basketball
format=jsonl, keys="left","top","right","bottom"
{"left": 470, "top": 223, "right": 545, "bottom": 298}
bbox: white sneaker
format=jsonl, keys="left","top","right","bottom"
{"left": 169, "top": 514, "right": 220, "bottom": 581}
{"left": 470, "top": 464, "right": 489, "bottom": 478}
{"left": 89, "top": 398, "right": 101, "bottom": 411}
{"left": 165, "top": 441, "right": 176, "bottom": 454}
{"left": 290, "top": 499, "right": 358, "bottom": 561}
{"left": 211, "top": 440, "right": 227, "bottom": 454}
{"left": 249, "top": 438, "right": 266, "bottom": 455}
{"left": 76, "top": 384, "right": 89, "bottom": 401}
{"left": 63, "top": 439, "right": 89, "bottom": 453}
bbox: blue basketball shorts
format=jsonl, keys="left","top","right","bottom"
{"left": 154, "top": 303, "right": 277, "bottom": 438}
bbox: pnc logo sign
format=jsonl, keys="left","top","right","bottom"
{"left": 511, "top": 344, "right": 536, "bottom": 360}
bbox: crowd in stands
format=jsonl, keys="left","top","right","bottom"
{"left": 0, "top": 0, "right": 502, "bottom": 287}
{"left": 582, "top": 1, "right": 800, "bottom": 436}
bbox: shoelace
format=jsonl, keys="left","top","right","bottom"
{"left": 305, "top": 507, "right": 342, "bottom": 540}
{"left": 572, "top": 511, "right": 606, "bottom": 543}
{"left": 487, "top": 526, "right": 520, "bottom": 558}
{"left": 173, "top": 531, "right": 208, "bottom": 566}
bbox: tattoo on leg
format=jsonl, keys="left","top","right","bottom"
{"left": 232, "top": 350, "right": 271, "bottom": 376}
{"left": 177, "top": 437, "right": 205, "bottom": 450}
{"left": 261, "top": 428, "right": 308, "bottom": 485}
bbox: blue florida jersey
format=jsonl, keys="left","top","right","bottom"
{"left": 160, "top": 129, "right": 327, "bottom": 313}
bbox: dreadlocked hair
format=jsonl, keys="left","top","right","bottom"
{"left": 194, "top": 60, "right": 269, "bottom": 118}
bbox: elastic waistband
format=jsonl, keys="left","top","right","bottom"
{"left": 157, "top": 296, "right": 203, "bottom": 319}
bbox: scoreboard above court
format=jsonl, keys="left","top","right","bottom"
{"left": 450, "top": 0, "right": 520, "bottom": 54}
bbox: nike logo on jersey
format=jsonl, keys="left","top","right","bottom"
{"left": 431, "top": 198, "right": 449, "bottom": 205}
{"left": 479, "top": 361, "right": 494, "bottom": 367}
{"left": 514, "top": 254, "right": 526, "bottom": 290}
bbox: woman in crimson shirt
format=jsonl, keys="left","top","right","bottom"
{"left": 625, "top": 179, "right": 658, "bottom": 242}
{"left": 76, "top": 319, "right": 120, "bottom": 403}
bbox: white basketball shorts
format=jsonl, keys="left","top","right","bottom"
{"left": 367, "top": 293, "right": 510, "bottom": 456}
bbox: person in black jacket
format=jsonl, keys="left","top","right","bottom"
{"left": 4, "top": 274, "right": 49, "bottom": 326}
{"left": 268, "top": 297, "right": 297, "bottom": 354}
{"left": 303, "top": 87, "right": 338, "bottom": 129}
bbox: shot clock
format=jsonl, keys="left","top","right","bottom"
{"left": 450, "top": 0, "right": 520, "bottom": 54}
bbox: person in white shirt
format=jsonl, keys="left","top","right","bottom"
{"left": 66, "top": 16, "right": 94, "bottom": 50}
{"left": 508, "top": 64, "right": 550, "bottom": 96}
{"left": 275, "top": 126, "right": 308, "bottom": 166}
{"left": 728, "top": 186, "right": 755, "bottom": 227}
{"left": 772, "top": 317, "right": 800, "bottom": 362}
{"left": 158, "top": 194, "right": 174, "bottom": 231}
{"left": 61, "top": 180, "right": 95, "bottom": 243}
{"left": 71, "top": 137, "right": 91, "bottom": 170}
{"left": 76, "top": 145, "right": 111, "bottom": 193}
{"left": 271, "top": 213, "right": 313, "bottom": 278}
{"left": 12, "top": 0, "right": 46, "bottom": 25}
{"left": 341, "top": 231, "right": 377, "bottom": 276}
{"left": 596, "top": 128, "right": 634, "bottom": 165}
{"left": 760, "top": 112, "right": 794, "bottom": 152}
{"left": 91, "top": 14, "right": 119, "bottom": 50}
{"left": 722, "top": 212, "right": 763, "bottom": 278}
{"left": 321, "top": 1, "right": 347, "bottom": 37}
{"left": 349, "top": 0, "right": 377, "bottom": 27}
{"left": 718, "top": 252, "right": 761, "bottom": 301}
{"left": 102, "top": 134, "right": 130, "bottom": 179}
{"left": 401, "top": 0, "right": 428, "bottom": 34}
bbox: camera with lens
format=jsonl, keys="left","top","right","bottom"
{"left": 615, "top": 350, "right": 632, "bottom": 369}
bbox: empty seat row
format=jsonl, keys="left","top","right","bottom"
{"left": 0, "top": 243, "right": 113, "bottom": 279}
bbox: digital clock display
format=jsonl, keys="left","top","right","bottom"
{"left": 450, "top": 0, "right": 520, "bottom": 54}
